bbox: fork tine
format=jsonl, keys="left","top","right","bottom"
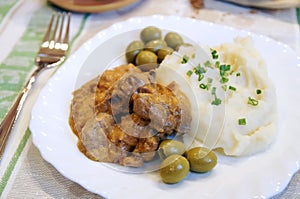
{"left": 37, "top": 12, "right": 70, "bottom": 63}
{"left": 63, "top": 12, "right": 71, "bottom": 44}
{"left": 57, "top": 12, "right": 65, "bottom": 43}
{"left": 50, "top": 13, "right": 60, "bottom": 42}
{"left": 42, "top": 14, "right": 55, "bottom": 43}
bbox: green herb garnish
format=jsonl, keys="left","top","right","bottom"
{"left": 186, "top": 70, "right": 193, "bottom": 77}
{"left": 229, "top": 85, "right": 236, "bottom": 91}
{"left": 238, "top": 118, "right": 246, "bottom": 125}
{"left": 211, "top": 49, "right": 219, "bottom": 59}
{"left": 199, "top": 83, "right": 207, "bottom": 89}
{"left": 248, "top": 97, "right": 259, "bottom": 106}
{"left": 198, "top": 74, "right": 204, "bottom": 81}
{"left": 256, "top": 89, "right": 262, "bottom": 95}
{"left": 215, "top": 61, "right": 220, "bottom": 68}
{"left": 220, "top": 64, "right": 231, "bottom": 72}
{"left": 212, "top": 96, "right": 222, "bottom": 105}
{"left": 220, "top": 77, "right": 229, "bottom": 84}
{"left": 181, "top": 55, "right": 189, "bottom": 64}
{"left": 222, "top": 85, "right": 227, "bottom": 91}
{"left": 204, "top": 60, "right": 213, "bottom": 68}
{"left": 194, "top": 64, "right": 206, "bottom": 74}
{"left": 211, "top": 87, "right": 221, "bottom": 105}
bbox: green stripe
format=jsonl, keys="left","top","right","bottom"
{"left": 0, "top": 7, "right": 55, "bottom": 121}
{"left": 0, "top": 129, "right": 30, "bottom": 195}
{"left": 0, "top": 0, "right": 19, "bottom": 25}
{"left": 0, "top": 11, "right": 90, "bottom": 198}
{"left": 68, "top": 13, "right": 91, "bottom": 57}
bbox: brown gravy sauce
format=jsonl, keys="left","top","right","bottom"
{"left": 69, "top": 64, "right": 191, "bottom": 167}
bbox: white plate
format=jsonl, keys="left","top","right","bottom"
{"left": 30, "top": 15, "right": 300, "bottom": 199}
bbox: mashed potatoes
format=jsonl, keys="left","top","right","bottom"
{"left": 156, "top": 37, "right": 277, "bottom": 156}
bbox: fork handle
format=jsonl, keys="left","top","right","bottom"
{"left": 0, "top": 69, "right": 39, "bottom": 158}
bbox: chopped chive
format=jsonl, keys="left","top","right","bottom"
{"left": 212, "top": 97, "right": 222, "bottom": 105}
{"left": 206, "top": 84, "right": 211, "bottom": 90}
{"left": 199, "top": 83, "right": 207, "bottom": 89}
{"left": 204, "top": 60, "right": 212, "bottom": 68}
{"left": 194, "top": 64, "right": 206, "bottom": 74}
{"left": 215, "top": 61, "right": 220, "bottom": 68}
{"left": 256, "top": 89, "right": 262, "bottom": 95}
{"left": 198, "top": 74, "right": 204, "bottom": 81}
{"left": 186, "top": 70, "right": 193, "bottom": 77}
{"left": 181, "top": 55, "right": 189, "bottom": 64}
{"left": 229, "top": 85, "right": 236, "bottom": 91}
{"left": 236, "top": 72, "right": 241, "bottom": 77}
{"left": 211, "top": 87, "right": 221, "bottom": 105}
{"left": 220, "top": 70, "right": 226, "bottom": 76}
{"left": 238, "top": 118, "right": 247, "bottom": 125}
{"left": 211, "top": 87, "right": 217, "bottom": 95}
{"left": 248, "top": 97, "right": 259, "bottom": 106}
{"left": 207, "top": 77, "right": 213, "bottom": 84}
{"left": 213, "top": 54, "right": 219, "bottom": 59}
{"left": 220, "top": 64, "right": 231, "bottom": 71}
{"left": 211, "top": 49, "right": 219, "bottom": 59}
{"left": 222, "top": 85, "right": 227, "bottom": 91}
{"left": 220, "top": 77, "right": 229, "bottom": 84}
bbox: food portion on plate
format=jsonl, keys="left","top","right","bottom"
{"left": 69, "top": 63, "right": 192, "bottom": 168}
{"left": 159, "top": 36, "right": 278, "bottom": 157}
{"left": 68, "top": 26, "right": 277, "bottom": 184}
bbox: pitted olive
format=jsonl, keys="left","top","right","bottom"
{"left": 185, "top": 147, "right": 217, "bottom": 173}
{"left": 145, "top": 39, "right": 167, "bottom": 53}
{"left": 164, "top": 32, "right": 184, "bottom": 50}
{"left": 158, "top": 140, "right": 185, "bottom": 158}
{"left": 135, "top": 50, "right": 158, "bottom": 66}
{"left": 140, "top": 26, "right": 162, "bottom": 43}
{"left": 159, "top": 154, "right": 190, "bottom": 184}
{"left": 125, "top": 40, "right": 144, "bottom": 64}
{"left": 157, "top": 47, "right": 173, "bottom": 62}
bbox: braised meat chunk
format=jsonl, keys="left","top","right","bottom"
{"left": 69, "top": 64, "right": 191, "bottom": 167}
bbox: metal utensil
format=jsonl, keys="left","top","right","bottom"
{"left": 0, "top": 12, "right": 71, "bottom": 159}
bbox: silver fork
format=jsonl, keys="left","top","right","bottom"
{"left": 0, "top": 12, "right": 71, "bottom": 159}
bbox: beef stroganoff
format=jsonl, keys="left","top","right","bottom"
{"left": 69, "top": 26, "right": 277, "bottom": 184}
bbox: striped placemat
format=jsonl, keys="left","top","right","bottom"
{"left": 0, "top": 2, "right": 89, "bottom": 197}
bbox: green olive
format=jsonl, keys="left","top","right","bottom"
{"left": 164, "top": 32, "right": 184, "bottom": 50}
{"left": 158, "top": 139, "right": 185, "bottom": 159}
{"left": 145, "top": 39, "right": 167, "bottom": 53}
{"left": 185, "top": 147, "right": 217, "bottom": 173}
{"left": 159, "top": 154, "right": 190, "bottom": 184}
{"left": 135, "top": 50, "right": 158, "bottom": 66}
{"left": 125, "top": 40, "right": 144, "bottom": 64}
{"left": 157, "top": 47, "right": 173, "bottom": 62}
{"left": 140, "top": 26, "right": 162, "bottom": 43}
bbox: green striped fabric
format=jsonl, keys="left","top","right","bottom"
{"left": 0, "top": 0, "right": 19, "bottom": 25}
{"left": 0, "top": 7, "right": 54, "bottom": 121}
{"left": 0, "top": 4, "right": 89, "bottom": 197}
